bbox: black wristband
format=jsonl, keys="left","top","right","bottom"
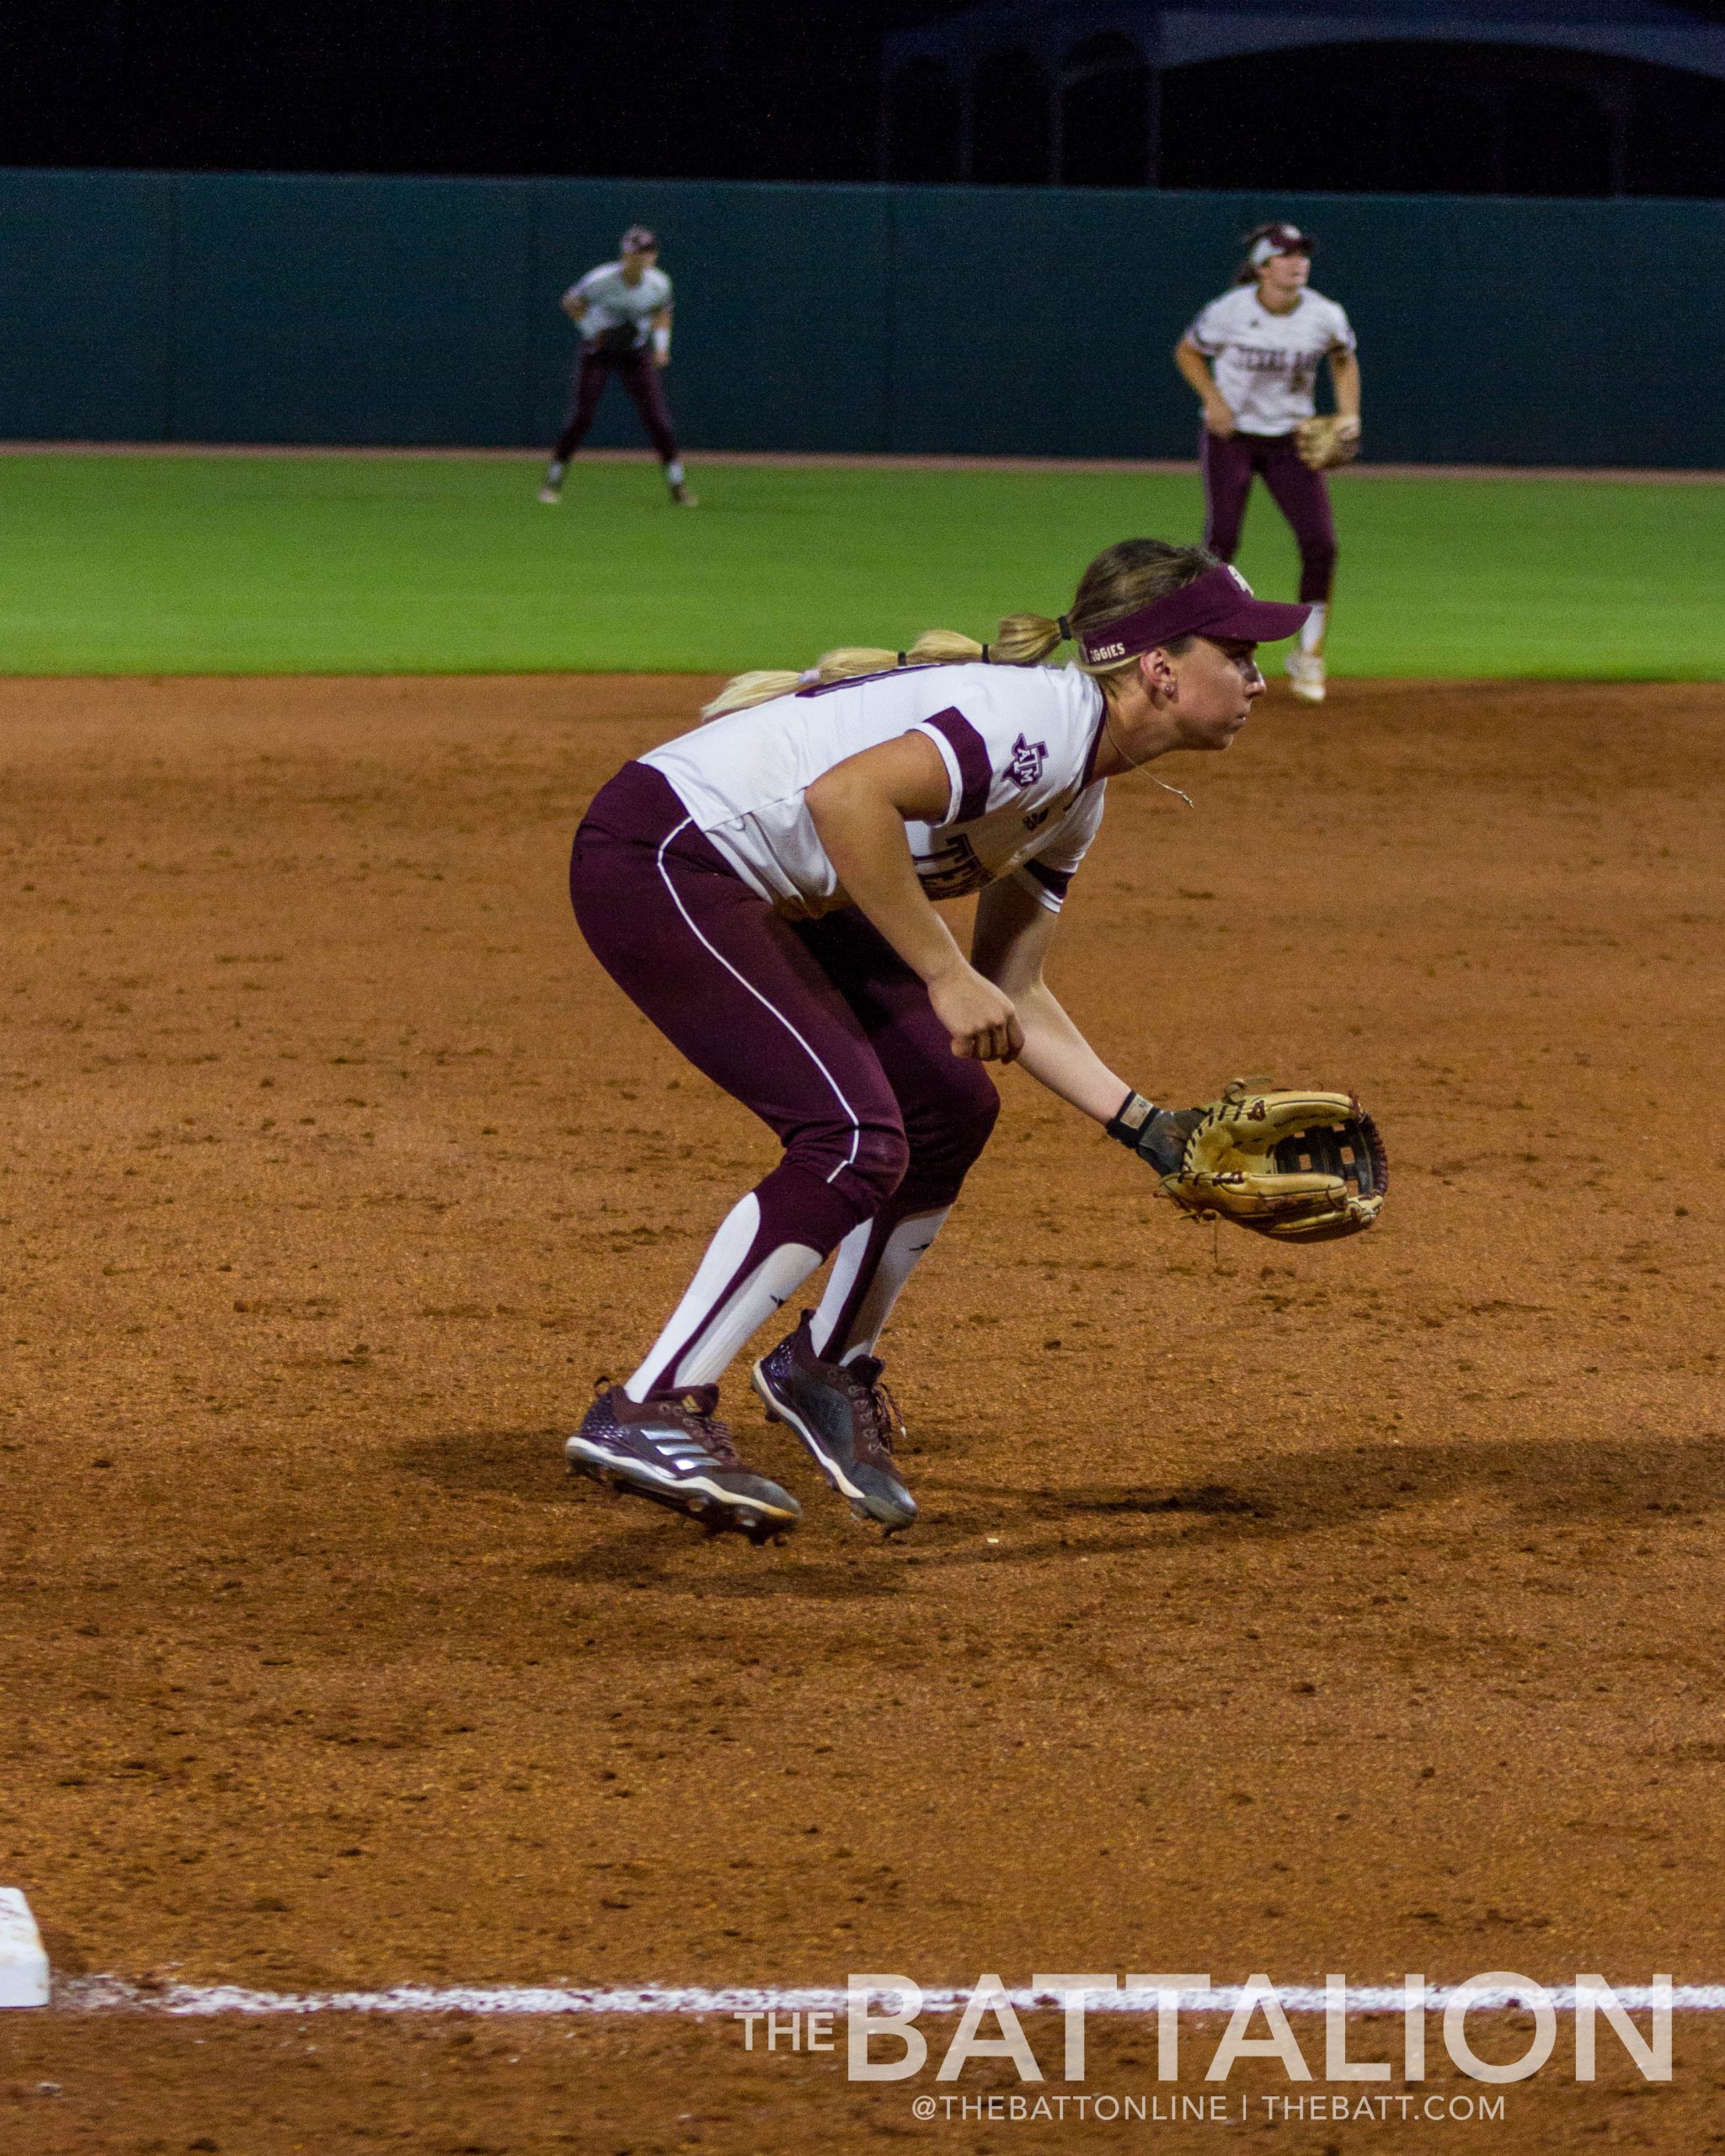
{"left": 1106, "top": 1089, "right": 1159, "bottom": 1150}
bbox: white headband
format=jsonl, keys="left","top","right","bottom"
{"left": 1251, "top": 233, "right": 1305, "bottom": 268}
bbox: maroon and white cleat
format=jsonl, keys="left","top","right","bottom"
{"left": 752, "top": 1313, "right": 918, "bottom": 1532}
{"left": 566, "top": 1381, "right": 799, "bottom": 1544}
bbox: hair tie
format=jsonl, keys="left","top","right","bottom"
{"left": 896, "top": 652, "right": 908, "bottom": 667}
{"left": 1056, "top": 615, "right": 1072, "bottom": 642}
{"left": 980, "top": 643, "right": 991, "bottom": 664}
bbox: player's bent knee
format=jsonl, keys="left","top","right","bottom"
{"left": 841, "top": 1122, "right": 913, "bottom": 1210}
{"left": 783, "top": 1119, "right": 910, "bottom": 1218}
{"left": 906, "top": 1070, "right": 1001, "bottom": 1182}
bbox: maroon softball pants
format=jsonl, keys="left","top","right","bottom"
{"left": 553, "top": 352, "right": 678, "bottom": 465}
{"left": 569, "top": 762, "right": 999, "bottom": 1380}
{"left": 1200, "top": 428, "right": 1338, "bottom": 604}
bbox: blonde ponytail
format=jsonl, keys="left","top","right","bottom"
{"left": 697, "top": 539, "right": 1218, "bottom": 718}
{"left": 700, "top": 618, "right": 1067, "bottom": 719}
{"left": 699, "top": 668, "right": 806, "bottom": 714}
{"left": 989, "top": 613, "right": 1066, "bottom": 667}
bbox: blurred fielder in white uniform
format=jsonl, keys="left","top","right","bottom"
{"left": 1175, "top": 221, "right": 1361, "bottom": 702}
{"left": 540, "top": 224, "right": 696, "bottom": 509}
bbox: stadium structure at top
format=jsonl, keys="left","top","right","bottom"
{"left": 880, "top": 0, "right": 1725, "bottom": 189}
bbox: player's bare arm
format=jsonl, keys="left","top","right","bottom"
{"left": 1330, "top": 345, "right": 1362, "bottom": 433}
{"left": 1174, "top": 336, "right": 1235, "bottom": 435}
{"left": 969, "top": 878, "right": 1129, "bottom": 1120}
{"left": 805, "top": 733, "right": 1024, "bottom": 1065}
{"left": 650, "top": 305, "right": 672, "bottom": 367}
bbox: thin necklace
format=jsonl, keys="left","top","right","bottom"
{"left": 1103, "top": 709, "right": 1194, "bottom": 808}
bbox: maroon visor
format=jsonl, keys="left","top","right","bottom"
{"left": 1075, "top": 565, "right": 1310, "bottom": 666}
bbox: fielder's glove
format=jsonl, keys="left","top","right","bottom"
{"left": 1108, "top": 1082, "right": 1387, "bottom": 1243}
{"left": 1295, "top": 415, "right": 1360, "bottom": 472}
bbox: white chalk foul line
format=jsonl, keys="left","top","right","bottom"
{"left": 55, "top": 1978, "right": 1702, "bottom": 2019}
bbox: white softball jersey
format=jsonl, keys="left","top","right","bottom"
{"left": 1185, "top": 286, "right": 1355, "bottom": 437}
{"left": 567, "top": 260, "right": 672, "bottom": 346}
{"left": 641, "top": 663, "right": 1108, "bottom": 920}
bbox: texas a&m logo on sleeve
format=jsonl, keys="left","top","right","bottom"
{"left": 1007, "top": 734, "right": 1048, "bottom": 788}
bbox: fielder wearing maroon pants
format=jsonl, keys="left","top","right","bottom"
{"left": 539, "top": 223, "right": 696, "bottom": 509}
{"left": 1175, "top": 221, "right": 1361, "bottom": 703}
{"left": 561, "top": 539, "right": 1310, "bottom": 1545}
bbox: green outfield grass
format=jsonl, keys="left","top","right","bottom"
{"left": 4, "top": 451, "right": 1722, "bottom": 678}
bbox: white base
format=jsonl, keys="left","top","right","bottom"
{"left": 0, "top": 1888, "right": 49, "bottom": 2006}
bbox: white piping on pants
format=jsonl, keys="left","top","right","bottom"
{"left": 655, "top": 817, "right": 863, "bottom": 1184}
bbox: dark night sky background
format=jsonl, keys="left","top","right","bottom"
{"left": 5, "top": 1, "right": 1725, "bottom": 196}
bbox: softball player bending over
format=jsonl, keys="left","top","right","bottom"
{"left": 1175, "top": 221, "right": 1359, "bottom": 703}
{"left": 566, "top": 539, "right": 1309, "bottom": 1541}
{"left": 540, "top": 225, "right": 696, "bottom": 509}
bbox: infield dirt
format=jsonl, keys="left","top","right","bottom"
{"left": 3, "top": 673, "right": 1722, "bottom": 2152}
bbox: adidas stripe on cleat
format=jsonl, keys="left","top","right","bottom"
{"left": 567, "top": 1380, "right": 799, "bottom": 1542}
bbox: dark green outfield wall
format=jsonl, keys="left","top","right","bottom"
{"left": 3, "top": 168, "right": 1720, "bottom": 466}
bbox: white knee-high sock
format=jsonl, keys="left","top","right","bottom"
{"left": 1300, "top": 601, "right": 1328, "bottom": 655}
{"left": 809, "top": 1205, "right": 951, "bottom": 1365}
{"left": 625, "top": 1193, "right": 824, "bottom": 1400}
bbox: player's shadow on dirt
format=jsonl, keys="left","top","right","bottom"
{"left": 535, "top": 1525, "right": 903, "bottom": 1598}
{"left": 404, "top": 1428, "right": 905, "bottom": 1596}
{"left": 402, "top": 1425, "right": 574, "bottom": 1500}
{"left": 402, "top": 1424, "right": 1725, "bottom": 1569}
{"left": 939, "top": 1430, "right": 1725, "bottom": 1550}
